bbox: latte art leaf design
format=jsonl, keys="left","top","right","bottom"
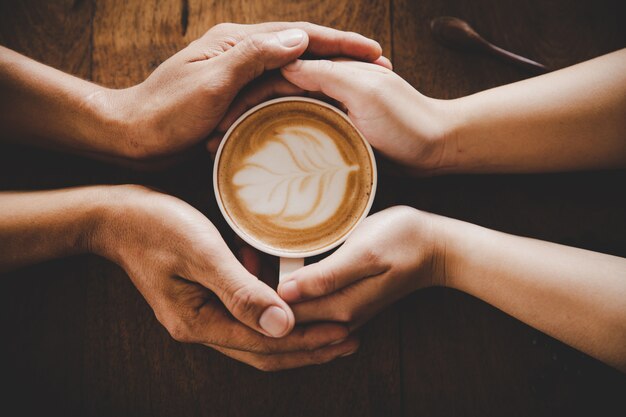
{"left": 232, "top": 126, "right": 359, "bottom": 229}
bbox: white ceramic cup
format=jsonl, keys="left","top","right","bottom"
{"left": 213, "top": 97, "right": 377, "bottom": 282}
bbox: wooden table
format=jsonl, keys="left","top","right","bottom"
{"left": 1, "top": 1, "right": 625, "bottom": 416}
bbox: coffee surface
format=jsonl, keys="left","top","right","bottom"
{"left": 217, "top": 100, "right": 374, "bottom": 254}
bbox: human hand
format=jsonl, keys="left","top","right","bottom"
{"left": 277, "top": 206, "right": 445, "bottom": 330}
{"left": 90, "top": 185, "right": 358, "bottom": 370}
{"left": 279, "top": 59, "right": 454, "bottom": 175}
{"left": 102, "top": 22, "right": 384, "bottom": 161}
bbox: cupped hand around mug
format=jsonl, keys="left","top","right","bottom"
{"left": 279, "top": 59, "right": 455, "bottom": 175}
{"left": 100, "top": 22, "right": 384, "bottom": 161}
{"left": 277, "top": 206, "right": 445, "bottom": 330}
{"left": 90, "top": 185, "right": 358, "bottom": 371}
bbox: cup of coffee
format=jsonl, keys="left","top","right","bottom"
{"left": 213, "top": 97, "right": 377, "bottom": 282}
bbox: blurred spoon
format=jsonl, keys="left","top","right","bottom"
{"left": 430, "top": 16, "right": 550, "bottom": 74}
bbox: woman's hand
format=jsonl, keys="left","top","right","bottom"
{"left": 277, "top": 206, "right": 444, "bottom": 329}
{"left": 282, "top": 50, "right": 626, "bottom": 175}
{"left": 278, "top": 203, "right": 626, "bottom": 372}
{"left": 89, "top": 185, "right": 358, "bottom": 370}
{"left": 280, "top": 60, "right": 454, "bottom": 175}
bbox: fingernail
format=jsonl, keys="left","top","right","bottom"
{"left": 329, "top": 337, "right": 347, "bottom": 346}
{"left": 340, "top": 349, "right": 357, "bottom": 358}
{"left": 259, "top": 306, "right": 289, "bottom": 337}
{"left": 279, "top": 280, "right": 300, "bottom": 302}
{"left": 276, "top": 29, "right": 305, "bottom": 47}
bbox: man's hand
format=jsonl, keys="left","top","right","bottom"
{"left": 0, "top": 23, "right": 384, "bottom": 166}
{"left": 90, "top": 185, "right": 358, "bottom": 370}
{"left": 105, "top": 22, "right": 384, "bottom": 160}
{"left": 278, "top": 206, "right": 444, "bottom": 330}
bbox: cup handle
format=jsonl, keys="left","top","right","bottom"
{"left": 279, "top": 257, "right": 304, "bottom": 283}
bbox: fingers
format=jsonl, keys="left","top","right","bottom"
{"left": 373, "top": 55, "right": 393, "bottom": 70}
{"left": 216, "top": 72, "right": 305, "bottom": 133}
{"left": 281, "top": 59, "right": 390, "bottom": 109}
{"left": 221, "top": 275, "right": 294, "bottom": 338}
{"left": 216, "top": 29, "right": 310, "bottom": 91}
{"left": 290, "top": 278, "right": 388, "bottom": 329}
{"left": 162, "top": 297, "right": 351, "bottom": 353}
{"left": 213, "top": 22, "right": 383, "bottom": 62}
{"left": 209, "top": 336, "right": 359, "bottom": 371}
{"left": 294, "top": 24, "right": 381, "bottom": 61}
{"left": 278, "top": 244, "right": 387, "bottom": 303}
{"left": 186, "top": 238, "right": 296, "bottom": 338}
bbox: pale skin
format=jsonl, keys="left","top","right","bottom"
{"left": 0, "top": 22, "right": 392, "bottom": 371}
{"left": 273, "top": 49, "right": 626, "bottom": 372}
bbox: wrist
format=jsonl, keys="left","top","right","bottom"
{"left": 415, "top": 210, "right": 450, "bottom": 288}
{"left": 399, "top": 208, "right": 450, "bottom": 289}
{"left": 435, "top": 215, "right": 490, "bottom": 291}
{"left": 85, "top": 87, "right": 146, "bottom": 160}
{"left": 421, "top": 97, "right": 464, "bottom": 176}
{"left": 87, "top": 184, "right": 151, "bottom": 262}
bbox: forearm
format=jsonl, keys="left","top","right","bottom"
{"left": 0, "top": 186, "right": 111, "bottom": 272}
{"left": 438, "top": 48, "right": 626, "bottom": 174}
{"left": 439, "top": 216, "right": 626, "bottom": 371}
{"left": 0, "top": 46, "right": 128, "bottom": 158}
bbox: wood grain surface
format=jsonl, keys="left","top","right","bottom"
{"left": 1, "top": 0, "right": 625, "bottom": 416}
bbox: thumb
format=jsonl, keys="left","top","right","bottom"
{"left": 278, "top": 244, "right": 386, "bottom": 303}
{"left": 196, "top": 260, "right": 295, "bottom": 338}
{"left": 280, "top": 59, "right": 370, "bottom": 109}
{"left": 218, "top": 29, "right": 309, "bottom": 90}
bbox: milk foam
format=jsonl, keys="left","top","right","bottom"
{"left": 232, "top": 125, "right": 358, "bottom": 229}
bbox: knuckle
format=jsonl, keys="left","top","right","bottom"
{"left": 209, "top": 22, "right": 234, "bottom": 35}
{"left": 253, "top": 358, "right": 278, "bottom": 372}
{"left": 317, "top": 59, "right": 336, "bottom": 74}
{"left": 245, "top": 34, "right": 269, "bottom": 56}
{"left": 226, "top": 284, "right": 259, "bottom": 319}
{"left": 229, "top": 36, "right": 266, "bottom": 79}
{"left": 297, "top": 21, "right": 314, "bottom": 32}
{"left": 360, "top": 245, "right": 382, "bottom": 267}
{"left": 364, "top": 74, "right": 387, "bottom": 96}
{"left": 165, "top": 316, "right": 193, "bottom": 343}
{"left": 309, "top": 349, "right": 329, "bottom": 365}
{"left": 288, "top": 328, "right": 316, "bottom": 351}
{"left": 186, "top": 38, "right": 202, "bottom": 51}
{"left": 244, "top": 336, "right": 271, "bottom": 353}
{"left": 335, "top": 307, "right": 355, "bottom": 324}
{"left": 312, "top": 267, "right": 337, "bottom": 295}
{"left": 299, "top": 330, "right": 321, "bottom": 351}
{"left": 389, "top": 204, "right": 417, "bottom": 218}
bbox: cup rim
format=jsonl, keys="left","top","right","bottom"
{"left": 213, "top": 96, "right": 377, "bottom": 258}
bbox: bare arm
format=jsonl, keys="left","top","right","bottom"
{"left": 0, "top": 22, "right": 385, "bottom": 163}
{"left": 0, "top": 187, "right": 104, "bottom": 272}
{"left": 279, "top": 207, "right": 626, "bottom": 372}
{"left": 444, "top": 49, "right": 626, "bottom": 173}
{"left": 0, "top": 46, "right": 122, "bottom": 156}
{"left": 281, "top": 48, "right": 626, "bottom": 175}
{"left": 442, "top": 215, "right": 626, "bottom": 370}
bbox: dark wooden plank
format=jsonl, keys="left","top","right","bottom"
{"left": 0, "top": 0, "right": 92, "bottom": 76}
{"left": 391, "top": 1, "right": 626, "bottom": 416}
